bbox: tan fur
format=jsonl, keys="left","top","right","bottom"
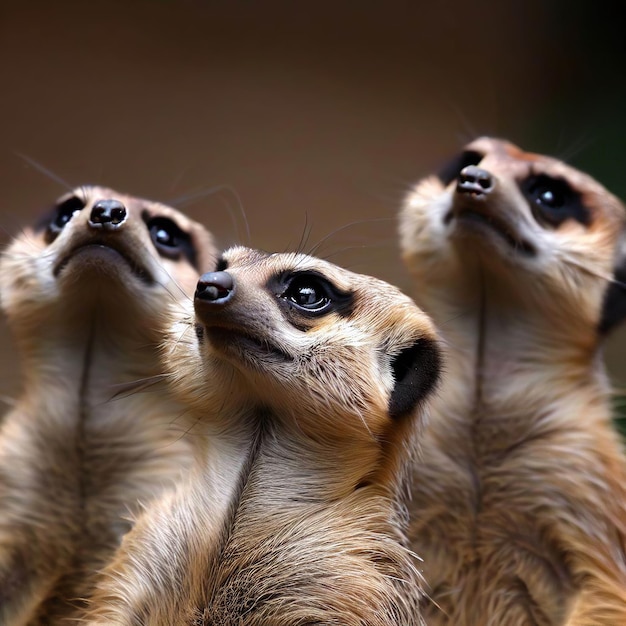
{"left": 399, "top": 137, "right": 626, "bottom": 625}
{"left": 0, "top": 187, "right": 217, "bottom": 624}
{"left": 83, "top": 245, "right": 441, "bottom": 625}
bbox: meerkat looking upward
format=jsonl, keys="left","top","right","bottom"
{"left": 83, "top": 245, "right": 441, "bottom": 626}
{"left": 400, "top": 137, "right": 626, "bottom": 626}
{"left": 0, "top": 187, "right": 217, "bottom": 625}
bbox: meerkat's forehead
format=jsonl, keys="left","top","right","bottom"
{"left": 64, "top": 185, "right": 145, "bottom": 208}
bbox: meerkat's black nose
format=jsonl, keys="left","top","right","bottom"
{"left": 457, "top": 166, "right": 494, "bottom": 196}
{"left": 89, "top": 199, "right": 128, "bottom": 230}
{"left": 195, "top": 271, "right": 235, "bottom": 304}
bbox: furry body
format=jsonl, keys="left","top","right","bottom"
{"left": 400, "top": 137, "right": 626, "bottom": 625}
{"left": 84, "top": 246, "right": 441, "bottom": 625}
{"left": 0, "top": 187, "right": 216, "bottom": 624}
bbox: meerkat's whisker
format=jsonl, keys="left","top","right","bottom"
{"left": 170, "top": 183, "right": 250, "bottom": 247}
{"left": 107, "top": 375, "right": 170, "bottom": 401}
{"left": 291, "top": 211, "right": 312, "bottom": 256}
{"left": 15, "top": 152, "right": 74, "bottom": 192}
{"left": 307, "top": 217, "right": 395, "bottom": 258}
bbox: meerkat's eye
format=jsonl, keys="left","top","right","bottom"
{"left": 274, "top": 270, "right": 354, "bottom": 321}
{"left": 43, "top": 195, "right": 86, "bottom": 242}
{"left": 148, "top": 218, "right": 181, "bottom": 249}
{"left": 144, "top": 215, "right": 197, "bottom": 266}
{"left": 522, "top": 174, "right": 590, "bottom": 228}
{"left": 437, "top": 150, "right": 484, "bottom": 186}
{"left": 283, "top": 274, "right": 332, "bottom": 313}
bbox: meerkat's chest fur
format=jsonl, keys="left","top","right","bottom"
{"left": 198, "top": 448, "right": 422, "bottom": 625}
{"left": 113, "top": 419, "right": 424, "bottom": 626}
{"left": 409, "top": 316, "right": 625, "bottom": 625}
{"left": 0, "top": 326, "right": 191, "bottom": 623}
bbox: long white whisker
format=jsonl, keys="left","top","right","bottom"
{"left": 15, "top": 153, "right": 74, "bottom": 192}
{"left": 560, "top": 253, "right": 622, "bottom": 287}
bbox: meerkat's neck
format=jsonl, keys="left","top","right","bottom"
{"left": 82, "top": 406, "right": 423, "bottom": 626}
{"left": 14, "top": 297, "right": 167, "bottom": 406}
{"left": 195, "top": 406, "right": 392, "bottom": 522}
{"left": 427, "top": 275, "right": 610, "bottom": 460}
{"left": 181, "top": 408, "right": 422, "bottom": 625}
{"left": 0, "top": 294, "right": 192, "bottom": 624}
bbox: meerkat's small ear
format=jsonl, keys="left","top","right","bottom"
{"left": 599, "top": 237, "right": 626, "bottom": 334}
{"left": 388, "top": 338, "right": 441, "bottom": 420}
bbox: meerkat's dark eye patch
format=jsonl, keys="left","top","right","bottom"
{"left": 388, "top": 338, "right": 441, "bottom": 420}
{"left": 437, "top": 150, "right": 484, "bottom": 186}
{"left": 522, "top": 174, "right": 590, "bottom": 228}
{"left": 143, "top": 212, "right": 197, "bottom": 268}
{"left": 273, "top": 271, "right": 354, "bottom": 320}
{"left": 38, "top": 195, "right": 86, "bottom": 243}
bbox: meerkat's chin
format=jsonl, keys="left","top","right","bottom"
{"left": 202, "top": 325, "right": 294, "bottom": 364}
{"left": 54, "top": 243, "right": 154, "bottom": 285}
{"left": 445, "top": 204, "right": 536, "bottom": 257}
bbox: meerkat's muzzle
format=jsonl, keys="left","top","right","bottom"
{"left": 445, "top": 165, "right": 535, "bottom": 255}
{"left": 456, "top": 165, "right": 494, "bottom": 198}
{"left": 194, "top": 270, "right": 292, "bottom": 363}
{"left": 52, "top": 196, "right": 154, "bottom": 283}
{"left": 88, "top": 199, "right": 128, "bottom": 231}
{"left": 195, "top": 271, "right": 235, "bottom": 305}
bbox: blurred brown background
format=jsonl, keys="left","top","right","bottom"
{"left": 1, "top": 0, "right": 625, "bottom": 399}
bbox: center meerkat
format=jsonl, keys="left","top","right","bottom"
{"left": 400, "top": 137, "right": 626, "bottom": 625}
{"left": 83, "top": 245, "right": 441, "bottom": 626}
{"left": 0, "top": 187, "right": 216, "bottom": 625}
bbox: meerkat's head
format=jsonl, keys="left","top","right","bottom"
{"left": 0, "top": 186, "right": 217, "bottom": 340}
{"left": 400, "top": 137, "right": 626, "bottom": 336}
{"left": 168, "top": 246, "right": 441, "bottom": 449}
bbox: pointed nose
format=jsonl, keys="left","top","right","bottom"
{"left": 195, "top": 271, "right": 235, "bottom": 304}
{"left": 456, "top": 166, "right": 494, "bottom": 196}
{"left": 89, "top": 199, "right": 128, "bottom": 230}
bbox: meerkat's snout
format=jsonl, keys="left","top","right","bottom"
{"left": 195, "top": 271, "right": 235, "bottom": 304}
{"left": 88, "top": 199, "right": 128, "bottom": 230}
{"left": 444, "top": 155, "right": 537, "bottom": 257}
{"left": 456, "top": 165, "right": 495, "bottom": 197}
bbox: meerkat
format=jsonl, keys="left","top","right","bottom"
{"left": 82, "top": 245, "right": 442, "bottom": 626}
{"left": 0, "top": 186, "right": 217, "bottom": 625}
{"left": 399, "top": 136, "right": 626, "bottom": 625}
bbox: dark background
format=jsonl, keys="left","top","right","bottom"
{"left": 1, "top": 0, "right": 625, "bottom": 399}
